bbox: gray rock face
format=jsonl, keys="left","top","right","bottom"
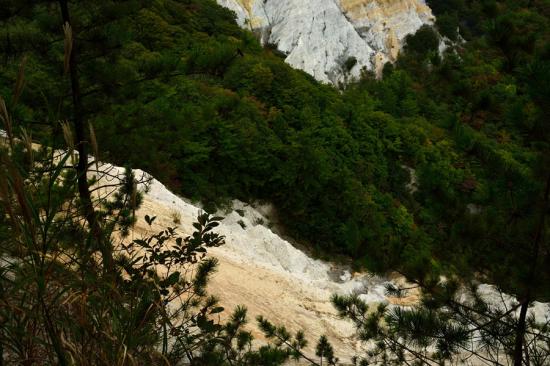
{"left": 217, "top": 0, "right": 435, "bottom": 84}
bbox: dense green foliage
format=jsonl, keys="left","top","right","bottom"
{"left": 0, "top": 137, "right": 328, "bottom": 365}
{"left": 1, "top": 0, "right": 422, "bottom": 272}
{"left": 1, "top": 0, "right": 549, "bottom": 364}
{"left": 329, "top": 1, "right": 550, "bottom": 364}
{"left": 1, "top": 0, "right": 548, "bottom": 312}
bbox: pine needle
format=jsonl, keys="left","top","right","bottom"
{"left": 131, "top": 179, "right": 138, "bottom": 221}
{"left": 0, "top": 167, "right": 15, "bottom": 228}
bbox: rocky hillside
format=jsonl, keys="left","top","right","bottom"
{"left": 217, "top": 0, "right": 435, "bottom": 83}
{"left": 108, "top": 162, "right": 548, "bottom": 364}
{"left": 127, "top": 164, "right": 400, "bottom": 362}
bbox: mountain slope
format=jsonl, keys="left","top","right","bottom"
{"left": 102, "top": 161, "right": 550, "bottom": 363}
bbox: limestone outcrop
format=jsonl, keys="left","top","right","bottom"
{"left": 217, "top": 0, "right": 435, "bottom": 83}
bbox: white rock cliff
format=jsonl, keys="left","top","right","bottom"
{"left": 217, "top": 0, "right": 435, "bottom": 84}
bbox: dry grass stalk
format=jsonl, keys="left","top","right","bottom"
{"left": 89, "top": 122, "right": 99, "bottom": 171}
{"left": 8, "top": 163, "right": 34, "bottom": 234}
{"left": 19, "top": 127, "right": 34, "bottom": 166}
{"left": 63, "top": 22, "right": 73, "bottom": 74}
{"left": 12, "top": 55, "right": 27, "bottom": 106}
{"left": 0, "top": 164, "right": 16, "bottom": 230}
{"left": 0, "top": 96, "right": 13, "bottom": 147}
{"left": 60, "top": 120, "right": 75, "bottom": 162}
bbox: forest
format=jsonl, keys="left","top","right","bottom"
{"left": 0, "top": 0, "right": 549, "bottom": 365}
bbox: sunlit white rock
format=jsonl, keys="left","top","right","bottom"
{"left": 217, "top": 0, "right": 436, "bottom": 83}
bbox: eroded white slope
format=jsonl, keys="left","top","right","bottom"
{"left": 120, "top": 166, "right": 404, "bottom": 359}
{"left": 217, "top": 0, "right": 435, "bottom": 83}
{"left": 92, "top": 163, "right": 549, "bottom": 362}
{"left": 141, "top": 167, "right": 390, "bottom": 297}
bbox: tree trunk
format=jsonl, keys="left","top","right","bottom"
{"left": 58, "top": 0, "right": 113, "bottom": 272}
{"left": 513, "top": 299, "right": 529, "bottom": 366}
{"left": 514, "top": 172, "right": 550, "bottom": 366}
